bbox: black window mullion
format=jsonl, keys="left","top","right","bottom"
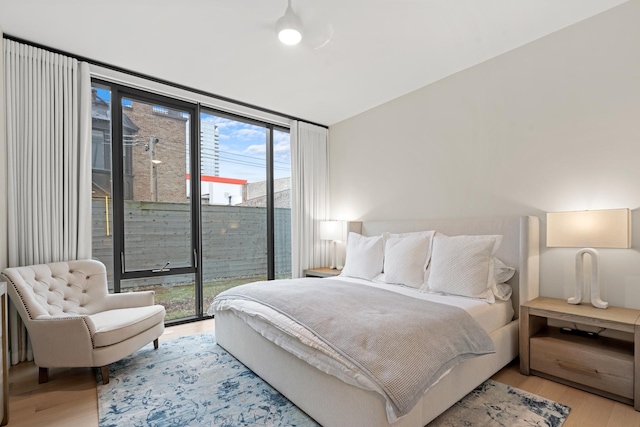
{"left": 111, "top": 84, "right": 124, "bottom": 293}
{"left": 193, "top": 104, "right": 204, "bottom": 317}
{"left": 266, "top": 126, "right": 275, "bottom": 280}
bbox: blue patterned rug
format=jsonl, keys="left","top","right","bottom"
{"left": 430, "top": 379, "right": 570, "bottom": 427}
{"left": 97, "top": 333, "right": 318, "bottom": 427}
{"left": 97, "top": 334, "right": 570, "bottom": 427}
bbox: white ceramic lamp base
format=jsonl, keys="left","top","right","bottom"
{"left": 568, "top": 248, "right": 608, "bottom": 309}
{"left": 329, "top": 240, "right": 336, "bottom": 270}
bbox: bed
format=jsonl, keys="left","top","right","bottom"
{"left": 211, "top": 216, "right": 539, "bottom": 427}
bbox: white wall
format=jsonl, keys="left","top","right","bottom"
{"left": 329, "top": 1, "right": 640, "bottom": 308}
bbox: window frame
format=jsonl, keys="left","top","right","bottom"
{"left": 91, "top": 78, "right": 290, "bottom": 325}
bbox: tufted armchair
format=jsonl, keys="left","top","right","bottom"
{"left": 1, "top": 259, "right": 166, "bottom": 384}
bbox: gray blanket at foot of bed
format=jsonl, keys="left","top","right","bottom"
{"left": 214, "top": 278, "right": 496, "bottom": 418}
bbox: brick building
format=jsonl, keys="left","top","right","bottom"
{"left": 123, "top": 101, "right": 189, "bottom": 203}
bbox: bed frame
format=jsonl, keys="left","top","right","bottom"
{"left": 215, "top": 216, "right": 540, "bottom": 426}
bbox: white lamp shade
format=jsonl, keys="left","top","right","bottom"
{"left": 547, "top": 208, "right": 631, "bottom": 248}
{"left": 320, "top": 220, "right": 344, "bottom": 241}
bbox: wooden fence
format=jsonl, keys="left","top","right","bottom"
{"left": 92, "top": 199, "right": 292, "bottom": 288}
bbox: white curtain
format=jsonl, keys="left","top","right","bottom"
{"left": 3, "top": 39, "right": 92, "bottom": 364}
{"left": 0, "top": 29, "right": 7, "bottom": 273}
{"left": 290, "top": 121, "right": 331, "bottom": 278}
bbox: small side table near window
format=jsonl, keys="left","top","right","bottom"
{"left": 303, "top": 267, "right": 341, "bottom": 278}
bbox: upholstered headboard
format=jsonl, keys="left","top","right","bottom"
{"left": 361, "top": 216, "right": 540, "bottom": 319}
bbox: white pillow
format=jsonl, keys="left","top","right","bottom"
{"left": 494, "top": 258, "right": 515, "bottom": 283}
{"left": 493, "top": 283, "right": 513, "bottom": 301}
{"left": 383, "top": 232, "right": 434, "bottom": 288}
{"left": 492, "top": 258, "right": 515, "bottom": 301}
{"left": 382, "top": 230, "right": 434, "bottom": 248}
{"left": 426, "top": 233, "right": 503, "bottom": 302}
{"left": 340, "top": 233, "right": 384, "bottom": 280}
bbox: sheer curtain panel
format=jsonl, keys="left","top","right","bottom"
{"left": 0, "top": 30, "right": 7, "bottom": 272}
{"left": 291, "top": 121, "right": 330, "bottom": 278}
{"left": 3, "top": 39, "right": 92, "bottom": 364}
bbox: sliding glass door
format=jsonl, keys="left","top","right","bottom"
{"left": 199, "top": 110, "right": 292, "bottom": 308}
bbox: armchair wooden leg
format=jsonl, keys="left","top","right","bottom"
{"left": 38, "top": 367, "right": 49, "bottom": 384}
{"left": 154, "top": 338, "right": 159, "bottom": 349}
{"left": 100, "top": 365, "right": 110, "bottom": 385}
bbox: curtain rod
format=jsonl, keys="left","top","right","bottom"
{"left": 3, "top": 33, "right": 328, "bottom": 129}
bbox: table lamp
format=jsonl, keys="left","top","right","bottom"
{"left": 547, "top": 208, "right": 631, "bottom": 309}
{"left": 320, "top": 220, "right": 345, "bottom": 270}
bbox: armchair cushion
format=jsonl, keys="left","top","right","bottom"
{"left": 89, "top": 305, "right": 166, "bottom": 348}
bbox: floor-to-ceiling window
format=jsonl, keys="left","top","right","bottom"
{"left": 90, "top": 79, "right": 291, "bottom": 323}
{"left": 198, "top": 110, "right": 292, "bottom": 310}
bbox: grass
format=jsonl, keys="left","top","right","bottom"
{"left": 129, "top": 274, "right": 289, "bottom": 321}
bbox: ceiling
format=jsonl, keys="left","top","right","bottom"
{"left": 0, "top": 0, "right": 629, "bottom": 126}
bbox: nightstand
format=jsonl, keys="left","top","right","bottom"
{"left": 520, "top": 297, "right": 640, "bottom": 410}
{"left": 303, "top": 267, "right": 341, "bottom": 278}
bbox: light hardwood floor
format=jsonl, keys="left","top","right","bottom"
{"left": 6, "top": 318, "right": 640, "bottom": 426}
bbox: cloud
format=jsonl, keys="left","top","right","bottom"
{"left": 274, "top": 141, "right": 291, "bottom": 163}
{"left": 274, "top": 140, "right": 290, "bottom": 154}
{"left": 244, "top": 144, "right": 266, "bottom": 155}
{"left": 235, "top": 128, "right": 265, "bottom": 140}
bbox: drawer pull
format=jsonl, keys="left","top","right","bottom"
{"left": 556, "top": 360, "right": 599, "bottom": 376}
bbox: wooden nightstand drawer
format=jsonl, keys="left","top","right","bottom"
{"left": 530, "top": 328, "right": 633, "bottom": 399}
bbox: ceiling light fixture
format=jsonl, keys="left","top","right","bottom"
{"left": 276, "top": 0, "right": 303, "bottom": 46}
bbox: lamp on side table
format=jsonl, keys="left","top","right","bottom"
{"left": 320, "top": 220, "right": 344, "bottom": 270}
{"left": 547, "top": 208, "right": 631, "bottom": 309}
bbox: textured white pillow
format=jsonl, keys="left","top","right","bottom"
{"left": 493, "top": 283, "right": 513, "bottom": 301}
{"left": 492, "top": 258, "right": 515, "bottom": 301}
{"left": 383, "top": 232, "right": 434, "bottom": 288}
{"left": 426, "top": 234, "right": 503, "bottom": 302}
{"left": 382, "top": 230, "right": 435, "bottom": 249}
{"left": 494, "top": 258, "right": 515, "bottom": 283}
{"left": 340, "top": 233, "right": 384, "bottom": 280}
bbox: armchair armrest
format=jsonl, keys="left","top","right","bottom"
{"left": 28, "top": 316, "right": 95, "bottom": 366}
{"left": 103, "top": 290, "right": 156, "bottom": 310}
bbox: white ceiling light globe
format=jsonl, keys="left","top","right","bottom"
{"left": 278, "top": 28, "right": 302, "bottom": 45}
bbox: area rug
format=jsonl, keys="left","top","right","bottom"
{"left": 97, "top": 333, "right": 319, "bottom": 427}
{"left": 97, "top": 334, "right": 570, "bottom": 427}
{"left": 429, "top": 379, "right": 571, "bottom": 427}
